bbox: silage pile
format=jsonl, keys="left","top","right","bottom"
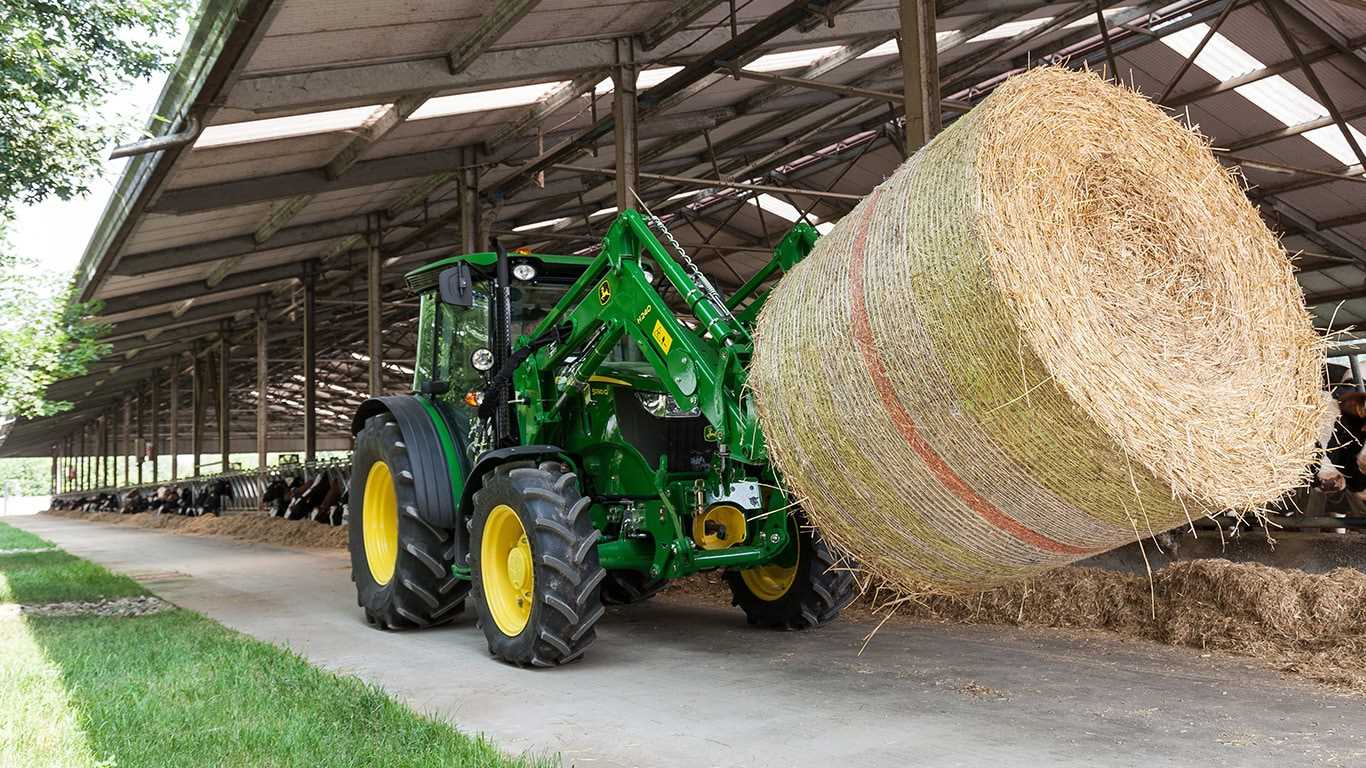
{"left": 44, "top": 508, "right": 347, "bottom": 549}
{"left": 750, "top": 67, "right": 1327, "bottom": 592}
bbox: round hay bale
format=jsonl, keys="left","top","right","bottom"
{"left": 749, "top": 67, "right": 1326, "bottom": 592}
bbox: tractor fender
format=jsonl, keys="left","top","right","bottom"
{"left": 458, "top": 444, "right": 567, "bottom": 517}
{"left": 352, "top": 396, "right": 463, "bottom": 533}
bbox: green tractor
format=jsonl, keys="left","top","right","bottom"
{"left": 348, "top": 208, "right": 855, "bottom": 667}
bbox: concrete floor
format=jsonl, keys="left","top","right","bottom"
{"left": 12, "top": 515, "right": 1365, "bottom": 768}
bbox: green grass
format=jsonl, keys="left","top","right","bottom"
{"left": 0, "top": 550, "right": 147, "bottom": 605}
{"left": 0, "top": 526, "right": 547, "bottom": 768}
{"left": 0, "top": 520, "right": 51, "bottom": 550}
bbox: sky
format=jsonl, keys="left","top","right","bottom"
{"left": 8, "top": 27, "right": 184, "bottom": 284}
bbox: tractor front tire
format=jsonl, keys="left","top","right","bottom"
{"left": 350, "top": 413, "right": 469, "bottom": 630}
{"left": 471, "top": 461, "right": 606, "bottom": 667}
{"left": 725, "top": 513, "right": 855, "bottom": 629}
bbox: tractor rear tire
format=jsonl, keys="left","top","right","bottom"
{"left": 600, "top": 570, "right": 666, "bottom": 605}
{"left": 350, "top": 413, "right": 469, "bottom": 631}
{"left": 725, "top": 513, "right": 855, "bottom": 629}
{"left": 470, "top": 461, "right": 606, "bottom": 667}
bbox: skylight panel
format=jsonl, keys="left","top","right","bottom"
{"left": 594, "top": 66, "right": 685, "bottom": 95}
{"left": 1159, "top": 24, "right": 1366, "bottom": 169}
{"left": 744, "top": 45, "right": 844, "bottom": 73}
{"left": 746, "top": 193, "right": 803, "bottom": 221}
{"left": 195, "top": 105, "right": 387, "bottom": 148}
{"left": 856, "top": 35, "right": 956, "bottom": 59}
{"left": 969, "top": 17, "right": 1053, "bottom": 43}
{"left": 512, "top": 217, "right": 569, "bottom": 232}
{"left": 816, "top": 221, "right": 835, "bottom": 235}
{"left": 1063, "top": 7, "right": 1131, "bottom": 28}
{"left": 410, "top": 81, "right": 569, "bottom": 121}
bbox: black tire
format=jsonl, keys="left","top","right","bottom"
{"left": 350, "top": 413, "right": 469, "bottom": 630}
{"left": 600, "top": 570, "right": 666, "bottom": 605}
{"left": 470, "top": 460, "right": 606, "bottom": 667}
{"left": 724, "top": 513, "right": 855, "bottom": 629}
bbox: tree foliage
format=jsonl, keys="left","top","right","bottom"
{"left": 1, "top": 0, "right": 183, "bottom": 207}
{"left": 0, "top": 1, "right": 182, "bottom": 423}
{"left": 0, "top": 218, "right": 110, "bottom": 419}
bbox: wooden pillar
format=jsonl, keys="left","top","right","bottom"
{"left": 256, "top": 297, "right": 269, "bottom": 471}
{"left": 136, "top": 388, "right": 145, "bottom": 485}
{"left": 612, "top": 38, "right": 639, "bottom": 213}
{"left": 218, "top": 324, "right": 231, "bottom": 473}
{"left": 122, "top": 397, "right": 131, "bottom": 486}
{"left": 192, "top": 343, "right": 204, "bottom": 478}
{"left": 168, "top": 361, "right": 178, "bottom": 482}
{"left": 367, "top": 232, "right": 383, "bottom": 395}
{"left": 899, "top": 0, "right": 941, "bottom": 153}
{"left": 303, "top": 260, "right": 318, "bottom": 463}
{"left": 99, "top": 414, "right": 107, "bottom": 488}
{"left": 50, "top": 447, "right": 58, "bottom": 495}
{"left": 458, "top": 147, "right": 480, "bottom": 252}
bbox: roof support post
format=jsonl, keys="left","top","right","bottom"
{"left": 50, "top": 447, "right": 58, "bottom": 496}
{"left": 900, "top": 0, "right": 941, "bottom": 152}
{"left": 122, "top": 398, "right": 131, "bottom": 487}
{"left": 256, "top": 296, "right": 269, "bottom": 471}
{"left": 136, "top": 389, "right": 145, "bottom": 486}
{"left": 367, "top": 229, "right": 384, "bottom": 395}
{"left": 458, "top": 148, "right": 480, "bottom": 253}
{"left": 99, "top": 414, "right": 107, "bottom": 489}
{"left": 303, "top": 260, "right": 318, "bottom": 463}
{"left": 219, "top": 322, "right": 231, "bottom": 473}
{"left": 192, "top": 342, "right": 204, "bottom": 478}
{"left": 169, "top": 357, "right": 180, "bottom": 482}
{"left": 151, "top": 372, "right": 161, "bottom": 485}
{"left": 613, "top": 38, "right": 640, "bottom": 213}
{"left": 112, "top": 409, "right": 121, "bottom": 488}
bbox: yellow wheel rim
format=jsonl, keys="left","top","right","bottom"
{"left": 481, "top": 504, "right": 534, "bottom": 636}
{"left": 742, "top": 522, "right": 800, "bottom": 601}
{"left": 363, "top": 460, "right": 399, "bottom": 585}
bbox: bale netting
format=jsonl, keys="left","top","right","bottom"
{"left": 750, "top": 67, "right": 1327, "bottom": 592}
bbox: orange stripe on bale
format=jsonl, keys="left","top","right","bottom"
{"left": 846, "top": 190, "right": 1094, "bottom": 558}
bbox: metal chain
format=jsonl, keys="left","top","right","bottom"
{"left": 631, "top": 190, "right": 739, "bottom": 326}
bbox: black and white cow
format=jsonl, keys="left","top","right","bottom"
{"left": 1313, "top": 391, "right": 1366, "bottom": 494}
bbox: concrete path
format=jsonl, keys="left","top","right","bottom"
{"left": 13, "top": 515, "right": 1365, "bottom": 768}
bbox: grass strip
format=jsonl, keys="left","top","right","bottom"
{"left": 0, "top": 521, "right": 52, "bottom": 550}
{"left": 0, "top": 521, "right": 546, "bottom": 768}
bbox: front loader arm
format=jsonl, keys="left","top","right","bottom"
{"left": 517, "top": 211, "right": 769, "bottom": 463}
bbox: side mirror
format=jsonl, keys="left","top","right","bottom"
{"left": 419, "top": 380, "right": 451, "bottom": 396}
{"left": 439, "top": 263, "right": 474, "bottom": 307}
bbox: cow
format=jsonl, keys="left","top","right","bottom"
{"left": 194, "top": 478, "right": 233, "bottom": 516}
{"left": 119, "top": 490, "right": 149, "bottom": 514}
{"left": 262, "top": 475, "right": 302, "bottom": 517}
{"left": 310, "top": 473, "right": 346, "bottom": 526}
{"left": 287, "top": 472, "right": 332, "bottom": 521}
{"left": 1313, "top": 391, "right": 1366, "bottom": 495}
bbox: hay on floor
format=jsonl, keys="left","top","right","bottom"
{"left": 44, "top": 508, "right": 347, "bottom": 549}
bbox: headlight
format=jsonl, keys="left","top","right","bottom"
{"left": 512, "top": 263, "right": 537, "bottom": 281}
{"left": 470, "top": 347, "right": 495, "bottom": 371}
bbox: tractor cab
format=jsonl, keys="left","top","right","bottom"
{"left": 403, "top": 248, "right": 681, "bottom": 464}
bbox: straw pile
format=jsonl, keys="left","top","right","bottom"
{"left": 44, "top": 508, "right": 347, "bottom": 549}
{"left": 750, "top": 67, "right": 1326, "bottom": 592}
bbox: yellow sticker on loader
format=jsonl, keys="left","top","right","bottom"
{"left": 598, "top": 281, "right": 611, "bottom": 304}
{"left": 652, "top": 319, "right": 673, "bottom": 354}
